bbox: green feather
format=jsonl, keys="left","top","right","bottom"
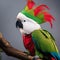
{"left": 32, "top": 29, "right": 59, "bottom": 53}
{"left": 27, "top": 9, "right": 34, "bottom": 16}
{"left": 21, "top": 10, "right": 43, "bottom": 24}
{"left": 43, "top": 30, "right": 55, "bottom": 40}
{"left": 36, "top": 13, "right": 45, "bottom": 23}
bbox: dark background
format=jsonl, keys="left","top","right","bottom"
{"left": 0, "top": 0, "right": 60, "bottom": 60}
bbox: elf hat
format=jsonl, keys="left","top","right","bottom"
{"left": 20, "top": 0, "right": 55, "bottom": 28}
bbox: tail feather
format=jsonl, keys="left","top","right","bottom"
{"left": 51, "top": 52, "right": 60, "bottom": 60}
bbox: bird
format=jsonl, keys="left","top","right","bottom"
{"left": 16, "top": 0, "right": 60, "bottom": 60}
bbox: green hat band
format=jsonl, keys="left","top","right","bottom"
{"left": 21, "top": 10, "right": 44, "bottom": 24}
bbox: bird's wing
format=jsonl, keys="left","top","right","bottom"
{"left": 31, "top": 29, "right": 60, "bottom": 59}
{"left": 41, "top": 29, "right": 55, "bottom": 41}
{"left": 31, "top": 29, "right": 59, "bottom": 53}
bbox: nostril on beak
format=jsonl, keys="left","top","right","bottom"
{"left": 16, "top": 19, "right": 23, "bottom": 29}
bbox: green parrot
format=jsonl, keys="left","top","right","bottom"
{"left": 16, "top": 0, "right": 60, "bottom": 60}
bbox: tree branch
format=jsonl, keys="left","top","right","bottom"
{"left": 0, "top": 32, "right": 41, "bottom": 60}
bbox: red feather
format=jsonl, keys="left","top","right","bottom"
{"left": 34, "top": 4, "right": 49, "bottom": 16}
{"left": 22, "top": 34, "right": 35, "bottom": 56}
{"left": 51, "top": 57, "right": 55, "bottom": 60}
{"left": 27, "top": 0, "right": 35, "bottom": 9}
{"left": 43, "top": 12, "right": 55, "bottom": 28}
{"left": 40, "top": 4, "right": 50, "bottom": 10}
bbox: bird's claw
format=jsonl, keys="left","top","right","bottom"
{"left": 33, "top": 55, "right": 40, "bottom": 60}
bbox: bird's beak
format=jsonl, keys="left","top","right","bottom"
{"left": 19, "top": 28, "right": 25, "bottom": 34}
{"left": 16, "top": 19, "right": 23, "bottom": 29}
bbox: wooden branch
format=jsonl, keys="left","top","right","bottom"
{"left": 0, "top": 32, "right": 41, "bottom": 60}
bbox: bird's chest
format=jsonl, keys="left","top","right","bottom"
{"left": 22, "top": 34, "right": 35, "bottom": 56}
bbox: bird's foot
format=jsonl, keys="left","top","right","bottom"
{"left": 33, "top": 55, "right": 41, "bottom": 60}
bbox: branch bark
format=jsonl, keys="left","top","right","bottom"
{"left": 0, "top": 32, "right": 41, "bottom": 60}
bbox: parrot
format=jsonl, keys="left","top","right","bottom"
{"left": 16, "top": 0, "right": 60, "bottom": 60}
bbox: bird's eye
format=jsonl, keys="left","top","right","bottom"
{"left": 24, "top": 20, "right": 26, "bottom": 22}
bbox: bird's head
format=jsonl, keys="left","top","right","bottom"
{"left": 16, "top": 12, "right": 41, "bottom": 34}
{"left": 16, "top": 0, "right": 55, "bottom": 34}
